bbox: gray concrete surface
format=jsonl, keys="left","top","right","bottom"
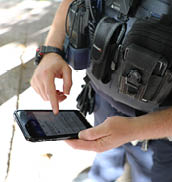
{"left": 0, "top": 1, "right": 131, "bottom": 182}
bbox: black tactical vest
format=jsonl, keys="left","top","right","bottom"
{"left": 65, "top": 0, "right": 172, "bottom": 116}
{"left": 86, "top": 0, "right": 172, "bottom": 115}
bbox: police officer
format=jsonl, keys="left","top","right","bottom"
{"left": 30, "top": 0, "right": 172, "bottom": 182}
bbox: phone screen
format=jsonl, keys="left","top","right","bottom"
{"left": 14, "top": 110, "right": 92, "bottom": 142}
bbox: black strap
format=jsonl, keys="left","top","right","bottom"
{"left": 39, "top": 46, "right": 65, "bottom": 57}
{"left": 35, "top": 45, "right": 65, "bottom": 65}
{"left": 76, "top": 76, "right": 95, "bottom": 116}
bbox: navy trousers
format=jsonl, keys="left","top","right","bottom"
{"left": 88, "top": 93, "right": 172, "bottom": 182}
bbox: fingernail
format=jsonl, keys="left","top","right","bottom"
{"left": 78, "top": 130, "right": 85, "bottom": 139}
{"left": 53, "top": 108, "right": 58, "bottom": 115}
{"left": 64, "top": 90, "right": 70, "bottom": 95}
{"left": 78, "top": 131, "right": 81, "bottom": 139}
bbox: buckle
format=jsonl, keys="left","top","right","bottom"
{"left": 125, "top": 69, "right": 142, "bottom": 95}
{"left": 35, "top": 48, "right": 43, "bottom": 65}
{"left": 153, "top": 58, "right": 168, "bottom": 76}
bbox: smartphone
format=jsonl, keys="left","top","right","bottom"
{"left": 13, "top": 110, "right": 92, "bottom": 142}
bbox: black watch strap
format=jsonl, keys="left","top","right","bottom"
{"left": 35, "top": 45, "right": 65, "bottom": 65}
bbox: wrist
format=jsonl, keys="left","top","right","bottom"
{"left": 122, "top": 117, "right": 143, "bottom": 142}
{"left": 41, "top": 52, "right": 64, "bottom": 62}
{"left": 111, "top": 116, "right": 139, "bottom": 143}
{"left": 130, "top": 118, "right": 143, "bottom": 141}
{"left": 127, "top": 118, "right": 140, "bottom": 142}
{"left": 130, "top": 113, "right": 162, "bottom": 141}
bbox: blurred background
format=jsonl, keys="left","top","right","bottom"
{"left": 0, "top": 0, "right": 96, "bottom": 181}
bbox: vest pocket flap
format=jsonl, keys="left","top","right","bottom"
{"left": 119, "top": 43, "right": 168, "bottom": 100}
{"left": 123, "top": 44, "right": 167, "bottom": 84}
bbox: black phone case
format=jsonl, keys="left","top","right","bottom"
{"left": 13, "top": 110, "right": 92, "bottom": 142}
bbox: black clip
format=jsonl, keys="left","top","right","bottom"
{"left": 125, "top": 69, "right": 142, "bottom": 95}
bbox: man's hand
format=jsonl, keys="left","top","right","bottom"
{"left": 66, "top": 116, "right": 136, "bottom": 152}
{"left": 66, "top": 107, "right": 172, "bottom": 152}
{"left": 30, "top": 53, "right": 72, "bottom": 114}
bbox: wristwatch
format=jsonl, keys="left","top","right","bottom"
{"left": 35, "top": 45, "right": 65, "bottom": 65}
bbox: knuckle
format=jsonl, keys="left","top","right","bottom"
{"left": 30, "top": 79, "right": 37, "bottom": 90}
{"left": 40, "top": 69, "right": 49, "bottom": 79}
{"left": 65, "top": 65, "right": 72, "bottom": 75}
{"left": 103, "top": 121, "right": 110, "bottom": 132}
{"left": 30, "top": 78, "right": 34, "bottom": 86}
{"left": 32, "top": 74, "right": 41, "bottom": 84}
{"left": 86, "top": 129, "right": 95, "bottom": 140}
{"left": 46, "top": 87, "right": 53, "bottom": 95}
{"left": 65, "top": 79, "right": 72, "bottom": 89}
{"left": 66, "top": 64, "right": 72, "bottom": 71}
{"left": 42, "top": 95, "right": 48, "bottom": 101}
{"left": 104, "top": 118, "right": 113, "bottom": 131}
{"left": 68, "top": 78, "right": 73, "bottom": 86}
{"left": 96, "top": 139, "right": 106, "bottom": 153}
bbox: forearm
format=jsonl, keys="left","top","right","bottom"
{"left": 65, "top": 107, "right": 172, "bottom": 152}
{"left": 45, "top": 0, "right": 73, "bottom": 49}
{"left": 132, "top": 107, "right": 172, "bottom": 141}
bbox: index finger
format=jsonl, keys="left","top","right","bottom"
{"left": 45, "top": 77, "right": 59, "bottom": 114}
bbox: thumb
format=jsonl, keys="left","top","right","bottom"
{"left": 78, "top": 123, "right": 108, "bottom": 141}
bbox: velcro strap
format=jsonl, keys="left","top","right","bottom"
{"left": 136, "top": 0, "right": 172, "bottom": 25}
{"left": 91, "top": 16, "right": 126, "bottom": 64}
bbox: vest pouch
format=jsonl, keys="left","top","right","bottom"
{"left": 118, "top": 18, "right": 172, "bottom": 109}
{"left": 64, "top": 36, "right": 90, "bottom": 70}
{"left": 66, "top": 0, "right": 90, "bottom": 49}
{"left": 119, "top": 43, "right": 168, "bottom": 102}
{"left": 86, "top": 7, "right": 172, "bottom": 112}
{"left": 63, "top": 0, "right": 97, "bottom": 70}
{"left": 91, "top": 16, "right": 126, "bottom": 83}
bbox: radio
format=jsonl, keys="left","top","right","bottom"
{"left": 63, "top": 0, "right": 100, "bottom": 70}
